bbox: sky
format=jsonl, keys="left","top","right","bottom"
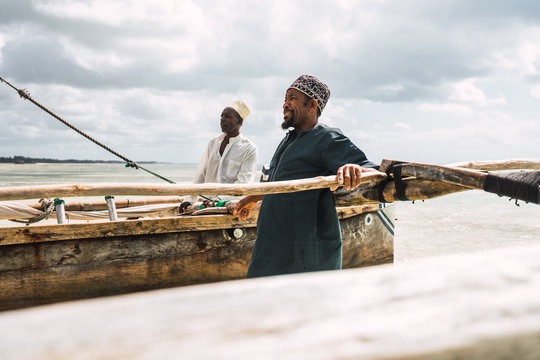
{"left": 0, "top": 0, "right": 539, "bottom": 165}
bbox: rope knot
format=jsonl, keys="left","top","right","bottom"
{"left": 9, "top": 198, "right": 55, "bottom": 225}
{"left": 17, "top": 88, "right": 30, "bottom": 100}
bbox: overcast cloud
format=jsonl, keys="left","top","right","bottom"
{"left": 1, "top": 0, "right": 539, "bottom": 165}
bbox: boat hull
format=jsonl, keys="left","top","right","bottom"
{"left": 0, "top": 205, "right": 394, "bottom": 311}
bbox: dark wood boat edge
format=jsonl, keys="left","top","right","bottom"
{"left": 0, "top": 204, "right": 381, "bottom": 246}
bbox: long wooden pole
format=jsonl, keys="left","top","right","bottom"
{"left": 400, "top": 163, "right": 488, "bottom": 189}
{"left": 0, "top": 172, "right": 388, "bottom": 201}
{"left": 2, "top": 159, "right": 538, "bottom": 206}
{"left": 333, "top": 178, "right": 469, "bottom": 206}
{"left": 446, "top": 159, "right": 540, "bottom": 171}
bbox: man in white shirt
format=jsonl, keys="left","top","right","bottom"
{"left": 179, "top": 100, "right": 258, "bottom": 212}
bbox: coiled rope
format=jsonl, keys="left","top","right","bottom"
{"left": 0, "top": 76, "right": 175, "bottom": 184}
{"left": 9, "top": 198, "right": 55, "bottom": 225}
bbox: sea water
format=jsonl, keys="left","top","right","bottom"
{"left": 1, "top": 163, "right": 539, "bottom": 263}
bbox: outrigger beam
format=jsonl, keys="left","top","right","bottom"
{"left": 398, "top": 162, "right": 540, "bottom": 204}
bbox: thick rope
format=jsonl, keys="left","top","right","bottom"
{"left": 484, "top": 170, "right": 540, "bottom": 204}
{"left": 377, "top": 160, "right": 409, "bottom": 202}
{"left": 9, "top": 198, "right": 55, "bottom": 225}
{"left": 0, "top": 76, "right": 176, "bottom": 184}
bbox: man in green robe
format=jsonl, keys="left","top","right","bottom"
{"left": 234, "top": 75, "right": 377, "bottom": 278}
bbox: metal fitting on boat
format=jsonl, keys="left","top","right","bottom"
{"left": 223, "top": 228, "right": 244, "bottom": 241}
{"left": 54, "top": 198, "right": 66, "bottom": 224}
{"left": 233, "top": 228, "right": 243, "bottom": 239}
{"left": 105, "top": 196, "right": 118, "bottom": 221}
{"left": 364, "top": 214, "right": 373, "bottom": 226}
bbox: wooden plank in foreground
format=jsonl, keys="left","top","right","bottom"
{"left": 0, "top": 244, "right": 538, "bottom": 359}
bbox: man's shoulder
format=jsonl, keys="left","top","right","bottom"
{"left": 208, "top": 133, "right": 225, "bottom": 144}
{"left": 313, "top": 123, "right": 346, "bottom": 138}
{"left": 238, "top": 134, "right": 258, "bottom": 149}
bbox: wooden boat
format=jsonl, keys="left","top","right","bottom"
{"left": 1, "top": 158, "right": 539, "bottom": 312}
{"left": 0, "top": 176, "right": 395, "bottom": 311}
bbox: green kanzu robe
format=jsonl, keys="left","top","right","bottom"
{"left": 247, "top": 123, "right": 377, "bottom": 278}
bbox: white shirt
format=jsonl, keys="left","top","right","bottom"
{"left": 185, "top": 133, "right": 258, "bottom": 203}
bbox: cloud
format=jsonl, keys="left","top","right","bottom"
{"left": 529, "top": 84, "right": 540, "bottom": 98}
{"left": 450, "top": 80, "right": 507, "bottom": 106}
{"left": 394, "top": 122, "right": 412, "bottom": 131}
{"left": 1, "top": 0, "right": 539, "bottom": 164}
{"left": 2, "top": 39, "right": 103, "bottom": 86}
{"left": 417, "top": 103, "right": 474, "bottom": 117}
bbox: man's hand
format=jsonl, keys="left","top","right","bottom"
{"left": 178, "top": 201, "right": 192, "bottom": 213}
{"left": 233, "top": 195, "right": 263, "bottom": 220}
{"left": 331, "top": 164, "right": 373, "bottom": 191}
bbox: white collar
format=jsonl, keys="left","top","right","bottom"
{"left": 222, "top": 133, "right": 243, "bottom": 143}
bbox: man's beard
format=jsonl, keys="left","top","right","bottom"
{"left": 281, "top": 118, "right": 294, "bottom": 130}
{"left": 281, "top": 110, "right": 294, "bottom": 129}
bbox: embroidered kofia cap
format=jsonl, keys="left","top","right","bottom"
{"left": 228, "top": 100, "right": 250, "bottom": 120}
{"left": 288, "top": 75, "right": 331, "bottom": 113}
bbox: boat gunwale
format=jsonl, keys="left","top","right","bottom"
{"left": 0, "top": 204, "right": 382, "bottom": 246}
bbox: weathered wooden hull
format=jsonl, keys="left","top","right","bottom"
{"left": 0, "top": 205, "right": 394, "bottom": 311}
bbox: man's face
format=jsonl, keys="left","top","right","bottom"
{"left": 282, "top": 88, "right": 311, "bottom": 130}
{"left": 220, "top": 107, "right": 242, "bottom": 134}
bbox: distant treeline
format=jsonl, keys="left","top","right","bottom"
{"left": 0, "top": 156, "right": 157, "bottom": 164}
